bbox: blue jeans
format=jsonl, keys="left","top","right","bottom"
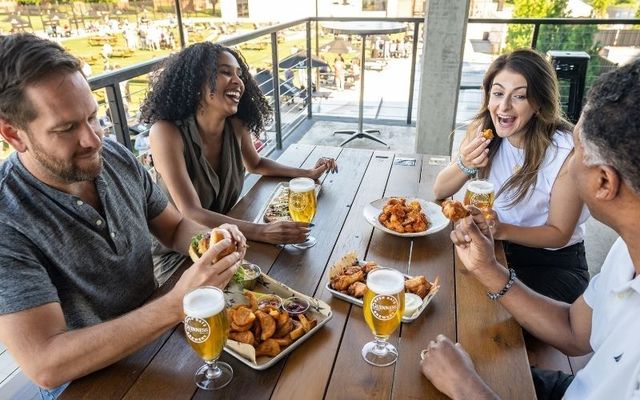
{"left": 39, "top": 382, "right": 70, "bottom": 400}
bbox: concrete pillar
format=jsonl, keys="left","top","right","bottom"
{"left": 415, "top": 0, "right": 470, "bottom": 156}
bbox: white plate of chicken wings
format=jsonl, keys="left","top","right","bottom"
{"left": 362, "top": 197, "right": 449, "bottom": 237}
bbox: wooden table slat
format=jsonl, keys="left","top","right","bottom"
{"left": 274, "top": 150, "right": 393, "bottom": 400}
{"left": 392, "top": 155, "right": 455, "bottom": 400}
{"left": 455, "top": 243, "right": 537, "bottom": 400}
{"left": 326, "top": 153, "right": 432, "bottom": 400}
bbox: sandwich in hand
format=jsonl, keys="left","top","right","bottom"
{"left": 189, "top": 228, "right": 237, "bottom": 263}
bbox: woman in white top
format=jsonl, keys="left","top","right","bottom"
{"left": 433, "top": 49, "right": 589, "bottom": 303}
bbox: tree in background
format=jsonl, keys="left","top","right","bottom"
{"left": 504, "top": 0, "right": 569, "bottom": 52}
{"left": 591, "top": 0, "right": 616, "bottom": 16}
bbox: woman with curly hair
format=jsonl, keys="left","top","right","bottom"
{"left": 141, "top": 42, "right": 337, "bottom": 284}
{"left": 433, "top": 49, "right": 590, "bottom": 303}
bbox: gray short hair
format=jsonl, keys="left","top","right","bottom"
{"left": 581, "top": 58, "right": 640, "bottom": 194}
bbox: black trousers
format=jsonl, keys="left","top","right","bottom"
{"left": 504, "top": 241, "right": 589, "bottom": 303}
{"left": 531, "top": 367, "right": 574, "bottom": 400}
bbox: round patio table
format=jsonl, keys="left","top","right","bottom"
{"left": 323, "top": 21, "right": 407, "bottom": 147}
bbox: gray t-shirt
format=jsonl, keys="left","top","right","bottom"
{"left": 0, "top": 139, "right": 168, "bottom": 329}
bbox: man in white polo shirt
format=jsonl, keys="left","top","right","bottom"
{"left": 420, "top": 58, "right": 640, "bottom": 399}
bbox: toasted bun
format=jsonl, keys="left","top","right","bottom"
{"left": 210, "top": 228, "right": 237, "bottom": 262}
{"left": 189, "top": 228, "right": 237, "bottom": 264}
{"left": 188, "top": 245, "right": 200, "bottom": 263}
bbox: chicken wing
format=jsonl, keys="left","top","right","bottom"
{"left": 441, "top": 200, "right": 469, "bottom": 222}
{"left": 330, "top": 269, "right": 364, "bottom": 291}
{"left": 347, "top": 281, "right": 367, "bottom": 298}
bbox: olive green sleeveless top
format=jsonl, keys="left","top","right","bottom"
{"left": 157, "top": 115, "right": 245, "bottom": 213}
{"left": 153, "top": 115, "right": 245, "bottom": 285}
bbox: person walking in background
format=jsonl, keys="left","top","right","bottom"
{"left": 333, "top": 55, "right": 345, "bottom": 91}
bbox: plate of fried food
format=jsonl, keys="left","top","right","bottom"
{"left": 223, "top": 263, "right": 332, "bottom": 370}
{"left": 363, "top": 197, "right": 449, "bottom": 237}
{"left": 325, "top": 252, "right": 439, "bottom": 323}
{"left": 254, "top": 182, "right": 322, "bottom": 223}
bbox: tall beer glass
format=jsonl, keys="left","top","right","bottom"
{"left": 183, "top": 286, "right": 233, "bottom": 390}
{"left": 464, "top": 179, "right": 495, "bottom": 220}
{"left": 362, "top": 268, "right": 405, "bottom": 366}
{"left": 288, "top": 177, "right": 317, "bottom": 249}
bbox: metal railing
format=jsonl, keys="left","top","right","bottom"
{"left": 86, "top": 17, "right": 639, "bottom": 152}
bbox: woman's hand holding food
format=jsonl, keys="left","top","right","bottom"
{"left": 459, "top": 129, "right": 492, "bottom": 170}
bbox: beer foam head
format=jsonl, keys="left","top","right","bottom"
{"left": 367, "top": 268, "right": 405, "bottom": 295}
{"left": 183, "top": 287, "right": 225, "bottom": 319}
{"left": 467, "top": 180, "right": 494, "bottom": 194}
{"left": 289, "top": 177, "right": 315, "bottom": 193}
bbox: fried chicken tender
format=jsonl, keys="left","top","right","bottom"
{"left": 441, "top": 200, "right": 469, "bottom": 222}
{"left": 255, "top": 339, "right": 281, "bottom": 357}
{"left": 255, "top": 310, "right": 276, "bottom": 341}
{"left": 347, "top": 281, "right": 367, "bottom": 298}
{"left": 482, "top": 128, "right": 494, "bottom": 140}
{"left": 405, "top": 275, "right": 432, "bottom": 299}
{"left": 362, "top": 262, "right": 378, "bottom": 274}
{"left": 379, "top": 197, "right": 429, "bottom": 233}
{"left": 330, "top": 269, "right": 364, "bottom": 291}
{"left": 229, "top": 330, "right": 255, "bottom": 345}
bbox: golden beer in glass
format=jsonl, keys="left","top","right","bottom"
{"left": 362, "top": 268, "right": 405, "bottom": 366}
{"left": 288, "top": 177, "right": 317, "bottom": 249}
{"left": 183, "top": 286, "right": 233, "bottom": 390}
{"left": 464, "top": 179, "right": 495, "bottom": 219}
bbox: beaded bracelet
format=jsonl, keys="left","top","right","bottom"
{"left": 455, "top": 156, "right": 478, "bottom": 177}
{"left": 487, "top": 268, "right": 517, "bottom": 301}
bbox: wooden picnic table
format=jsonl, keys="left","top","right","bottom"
{"left": 61, "top": 144, "right": 535, "bottom": 400}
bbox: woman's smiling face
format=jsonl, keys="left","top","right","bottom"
{"left": 205, "top": 51, "right": 245, "bottom": 117}
{"left": 488, "top": 69, "right": 537, "bottom": 147}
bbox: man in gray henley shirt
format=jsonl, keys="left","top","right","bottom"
{"left": 0, "top": 33, "right": 246, "bottom": 396}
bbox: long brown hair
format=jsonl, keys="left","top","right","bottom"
{"left": 466, "top": 48, "right": 573, "bottom": 207}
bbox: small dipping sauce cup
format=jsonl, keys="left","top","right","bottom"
{"left": 257, "top": 294, "right": 283, "bottom": 310}
{"left": 237, "top": 263, "right": 261, "bottom": 290}
{"left": 282, "top": 296, "right": 310, "bottom": 315}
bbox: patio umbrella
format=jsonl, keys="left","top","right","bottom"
{"left": 279, "top": 51, "right": 329, "bottom": 70}
{"left": 320, "top": 38, "right": 357, "bottom": 54}
{"left": 253, "top": 70, "right": 300, "bottom": 98}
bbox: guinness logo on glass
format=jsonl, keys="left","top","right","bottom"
{"left": 184, "top": 316, "right": 210, "bottom": 343}
{"left": 370, "top": 294, "right": 399, "bottom": 320}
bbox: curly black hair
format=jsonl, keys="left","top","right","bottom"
{"left": 140, "top": 42, "right": 272, "bottom": 135}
